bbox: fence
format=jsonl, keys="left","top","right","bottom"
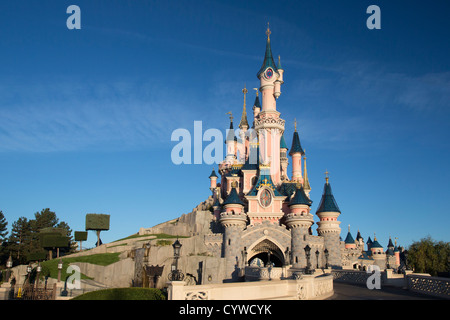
{"left": 406, "top": 274, "right": 450, "bottom": 299}
{"left": 332, "top": 269, "right": 450, "bottom": 299}
{"left": 167, "top": 274, "right": 334, "bottom": 300}
{"left": 9, "top": 283, "right": 57, "bottom": 300}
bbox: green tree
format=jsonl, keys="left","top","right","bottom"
{"left": 407, "top": 236, "right": 450, "bottom": 276}
{"left": 0, "top": 210, "right": 8, "bottom": 241}
{"left": 8, "top": 217, "right": 32, "bottom": 263}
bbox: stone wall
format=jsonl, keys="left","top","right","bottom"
{"left": 167, "top": 274, "right": 334, "bottom": 300}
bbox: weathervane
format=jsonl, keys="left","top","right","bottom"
{"left": 226, "top": 111, "right": 233, "bottom": 122}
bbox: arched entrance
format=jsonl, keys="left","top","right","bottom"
{"left": 248, "top": 239, "right": 285, "bottom": 267}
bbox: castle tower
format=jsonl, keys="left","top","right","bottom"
{"left": 225, "top": 112, "right": 237, "bottom": 164}
{"left": 344, "top": 225, "right": 356, "bottom": 249}
{"left": 356, "top": 230, "right": 364, "bottom": 246}
{"left": 252, "top": 89, "right": 261, "bottom": 128}
{"left": 220, "top": 183, "right": 247, "bottom": 281}
{"left": 386, "top": 236, "right": 395, "bottom": 256}
{"left": 285, "top": 184, "right": 313, "bottom": 269}
{"left": 209, "top": 169, "right": 218, "bottom": 192}
{"left": 394, "top": 238, "right": 400, "bottom": 266}
{"left": 237, "top": 86, "right": 249, "bottom": 163}
{"left": 254, "top": 25, "right": 285, "bottom": 185}
{"left": 316, "top": 171, "right": 342, "bottom": 268}
{"left": 370, "top": 235, "right": 385, "bottom": 268}
{"left": 289, "top": 120, "right": 305, "bottom": 184}
{"left": 280, "top": 134, "right": 289, "bottom": 181}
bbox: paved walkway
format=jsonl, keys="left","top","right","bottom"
{"left": 327, "top": 282, "right": 443, "bottom": 300}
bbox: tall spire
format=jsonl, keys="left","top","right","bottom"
{"left": 289, "top": 120, "right": 305, "bottom": 156}
{"left": 225, "top": 112, "right": 237, "bottom": 142}
{"left": 257, "top": 23, "right": 278, "bottom": 78}
{"left": 239, "top": 86, "right": 249, "bottom": 130}
{"left": 302, "top": 153, "right": 311, "bottom": 192}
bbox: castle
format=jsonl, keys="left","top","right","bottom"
{"left": 141, "top": 26, "right": 405, "bottom": 284}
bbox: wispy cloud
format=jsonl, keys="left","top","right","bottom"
{"left": 0, "top": 77, "right": 198, "bottom": 152}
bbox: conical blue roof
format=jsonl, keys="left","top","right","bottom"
{"left": 257, "top": 34, "right": 279, "bottom": 78}
{"left": 289, "top": 131, "right": 304, "bottom": 156}
{"left": 253, "top": 95, "right": 261, "bottom": 109}
{"left": 222, "top": 187, "right": 244, "bottom": 206}
{"left": 225, "top": 118, "right": 237, "bottom": 143}
{"left": 209, "top": 169, "right": 218, "bottom": 178}
{"left": 289, "top": 185, "right": 312, "bottom": 206}
{"left": 316, "top": 181, "right": 341, "bottom": 213}
{"left": 280, "top": 134, "right": 288, "bottom": 150}
{"left": 371, "top": 239, "right": 383, "bottom": 248}
{"left": 344, "top": 232, "right": 355, "bottom": 244}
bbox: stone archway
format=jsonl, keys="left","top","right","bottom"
{"left": 248, "top": 239, "right": 285, "bottom": 267}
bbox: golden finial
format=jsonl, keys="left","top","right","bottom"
{"left": 226, "top": 111, "right": 233, "bottom": 122}
{"left": 325, "top": 169, "right": 329, "bottom": 184}
{"left": 294, "top": 118, "right": 297, "bottom": 132}
{"left": 266, "top": 22, "right": 271, "bottom": 40}
{"left": 253, "top": 88, "right": 259, "bottom": 97}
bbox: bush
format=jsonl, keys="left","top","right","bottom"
{"left": 72, "top": 287, "right": 166, "bottom": 300}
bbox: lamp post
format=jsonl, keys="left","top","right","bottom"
{"left": 26, "top": 264, "right": 32, "bottom": 285}
{"left": 168, "top": 239, "right": 184, "bottom": 281}
{"left": 57, "top": 258, "right": 63, "bottom": 283}
{"left": 35, "top": 262, "right": 41, "bottom": 299}
{"left": 242, "top": 247, "right": 248, "bottom": 267}
{"left": 5, "top": 255, "right": 13, "bottom": 282}
{"left": 324, "top": 248, "right": 329, "bottom": 269}
{"left": 304, "top": 245, "right": 312, "bottom": 274}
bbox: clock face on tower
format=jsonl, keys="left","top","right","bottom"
{"left": 265, "top": 68, "right": 273, "bottom": 79}
{"left": 260, "top": 189, "right": 272, "bottom": 208}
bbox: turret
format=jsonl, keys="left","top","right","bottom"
{"left": 257, "top": 24, "right": 281, "bottom": 111}
{"left": 274, "top": 55, "right": 284, "bottom": 99}
{"left": 225, "top": 112, "right": 237, "bottom": 163}
{"left": 289, "top": 120, "right": 305, "bottom": 184}
{"left": 387, "top": 236, "right": 395, "bottom": 255}
{"left": 252, "top": 89, "right": 261, "bottom": 126}
{"left": 209, "top": 169, "right": 218, "bottom": 191}
{"left": 316, "top": 171, "right": 342, "bottom": 268}
{"left": 370, "top": 235, "right": 385, "bottom": 265}
{"left": 254, "top": 25, "right": 285, "bottom": 184}
{"left": 285, "top": 184, "right": 314, "bottom": 269}
{"left": 394, "top": 238, "right": 400, "bottom": 266}
{"left": 220, "top": 182, "right": 247, "bottom": 281}
{"left": 356, "top": 230, "right": 364, "bottom": 247}
{"left": 344, "top": 225, "right": 356, "bottom": 249}
{"left": 280, "top": 134, "right": 289, "bottom": 181}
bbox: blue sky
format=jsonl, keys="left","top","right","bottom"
{"left": 0, "top": 0, "right": 449, "bottom": 249}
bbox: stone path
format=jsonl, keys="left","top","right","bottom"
{"left": 327, "top": 282, "right": 443, "bottom": 300}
